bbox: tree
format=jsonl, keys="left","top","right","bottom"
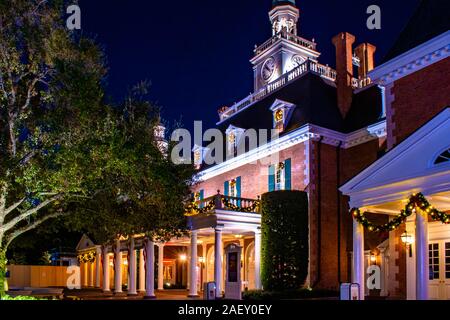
{"left": 67, "top": 86, "right": 195, "bottom": 247}
{"left": 0, "top": 0, "right": 105, "bottom": 295}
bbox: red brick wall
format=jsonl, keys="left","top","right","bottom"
{"left": 193, "top": 143, "right": 307, "bottom": 198}
{"left": 389, "top": 57, "right": 450, "bottom": 147}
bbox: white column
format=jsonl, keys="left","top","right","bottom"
{"left": 102, "top": 250, "right": 110, "bottom": 292}
{"left": 139, "top": 249, "right": 145, "bottom": 293}
{"left": 95, "top": 248, "right": 101, "bottom": 288}
{"left": 83, "top": 262, "right": 88, "bottom": 288}
{"left": 157, "top": 244, "right": 164, "bottom": 290}
{"left": 145, "top": 239, "right": 156, "bottom": 298}
{"left": 254, "top": 229, "right": 262, "bottom": 290}
{"left": 128, "top": 238, "right": 137, "bottom": 295}
{"left": 114, "top": 240, "right": 123, "bottom": 294}
{"left": 416, "top": 211, "right": 429, "bottom": 300}
{"left": 214, "top": 227, "right": 223, "bottom": 298}
{"left": 89, "top": 261, "right": 94, "bottom": 287}
{"left": 189, "top": 231, "right": 199, "bottom": 297}
{"left": 202, "top": 243, "right": 207, "bottom": 287}
{"left": 352, "top": 220, "right": 365, "bottom": 300}
{"left": 187, "top": 245, "right": 191, "bottom": 290}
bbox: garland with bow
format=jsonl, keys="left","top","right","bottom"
{"left": 352, "top": 193, "right": 450, "bottom": 233}
{"left": 77, "top": 251, "right": 96, "bottom": 263}
{"left": 221, "top": 197, "right": 260, "bottom": 213}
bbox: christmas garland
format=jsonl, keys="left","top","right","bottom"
{"left": 184, "top": 200, "right": 215, "bottom": 216}
{"left": 221, "top": 197, "right": 260, "bottom": 213}
{"left": 77, "top": 251, "right": 96, "bottom": 263}
{"left": 352, "top": 193, "right": 450, "bottom": 233}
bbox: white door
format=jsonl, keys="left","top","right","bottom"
{"left": 428, "top": 241, "right": 450, "bottom": 300}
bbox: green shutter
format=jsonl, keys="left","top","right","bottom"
{"left": 268, "top": 165, "right": 275, "bottom": 192}
{"left": 284, "top": 159, "right": 292, "bottom": 190}
{"left": 236, "top": 177, "right": 242, "bottom": 206}
{"left": 199, "top": 190, "right": 205, "bottom": 208}
{"left": 224, "top": 181, "right": 229, "bottom": 196}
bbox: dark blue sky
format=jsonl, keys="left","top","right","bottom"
{"left": 78, "top": 0, "right": 421, "bottom": 132}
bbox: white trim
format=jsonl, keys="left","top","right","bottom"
{"left": 369, "top": 31, "right": 450, "bottom": 85}
{"left": 197, "top": 121, "right": 387, "bottom": 181}
{"left": 340, "top": 108, "right": 450, "bottom": 208}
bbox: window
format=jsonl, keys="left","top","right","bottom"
{"left": 224, "top": 177, "right": 241, "bottom": 199}
{"left": 269, "top": 159, "right": 291, "bottom": 192}
{"left": 435, "top": 148, "right": 450, "bottom": 165}
{"left": 230, "top": 179, "right": 237, "bottom": 197}
{"left": 446, "top": 242, "right": 450, "bottom": 279}
{"left": 429, "top": 243, "right": 440, "bottom": 280}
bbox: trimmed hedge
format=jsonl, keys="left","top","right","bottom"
{"left": 261, "top": 191, "right": 309, "bottom": 291}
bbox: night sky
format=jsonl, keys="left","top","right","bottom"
{"left": 78, "top": 0, "right": 421, "bottom": 132}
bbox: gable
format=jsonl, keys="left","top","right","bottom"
{"left": 341, "top": 108, "right": 450, "bottom": 196}
{"left": 76, "top": 234, "right": 96, "bottom": 251}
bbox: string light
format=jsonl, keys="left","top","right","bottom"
{"left": 352, "top": 193, "right": 450, "bottom": 233}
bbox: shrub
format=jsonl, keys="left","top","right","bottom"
{"left": 261, "top": 191, "right": 309, "bottom": 291}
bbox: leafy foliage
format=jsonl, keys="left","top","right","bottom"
{"left": 261, "top": 191, "right": 309, "bottom": 291}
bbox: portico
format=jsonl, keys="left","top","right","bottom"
{"left": 341, "top": 108, "right": 450, "bottom": 300}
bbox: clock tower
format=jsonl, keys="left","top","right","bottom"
{"left": 251, "top": 0, "right": 321, "bottom": 91}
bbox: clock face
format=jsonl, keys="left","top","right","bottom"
{"left": 292, "top": 55, "right": 307, "bottom": 68}
{"left": 262, "top": 58, "right": 276, "bottom": 82}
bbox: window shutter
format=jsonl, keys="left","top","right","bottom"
{"left": 284, "top": 159, "right": 292, "bottom": 190}
{"left": 199, "top": 190, "right": 205, "bottom": 208}
{"left": 236, "top": 177, "right": 242, "bottom": 206}
{"left": 224, "top": 181, "right": 229, "bottom": 196}
{"left": 268, "top": 165, "right": 275, "bottom": 192}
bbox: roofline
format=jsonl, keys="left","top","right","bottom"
{"left": 340, "top": 107, "right": 450, "bottom": 195}
{"left": 369, "top": 31, "right": 450, "bottom": 85}
{"left": 196, "top": 120, "right": 386, "bottom": 181}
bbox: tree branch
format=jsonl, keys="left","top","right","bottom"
{"left": 2, "top": 194, "right": 63, "bottom": 232}
{"left": 4, "top": 211, "right": 65, "bottom": 249}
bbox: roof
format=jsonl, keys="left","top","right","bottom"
{"left": 383, "top": 0, "right": 450, "bottom": 62}
{"left": 340, "top": 108, "right": 450, "bottom": 208}
{"left": 218, "top": 72, "right": 384, "bottom": 135}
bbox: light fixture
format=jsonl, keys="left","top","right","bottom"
{"left": 235, "top": 235, "right": 243, "bottom": 239}
{"left": 370, "top": 253, "right": 377, "bottom": 263}
{"left": 401, "top": 231, "right": 414, "bottom": 257}
{"left": 198, "top": 257, "right": 206, "bottom": 264}
{"left": 123, "top": 259, "right": 128, "bottom": 266}
{"left": 179, "top": 254, "right": 187, "bottom": 262}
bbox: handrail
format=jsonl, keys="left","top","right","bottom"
{"left": 187, "top": 193, "right": 261, "bottom": 215}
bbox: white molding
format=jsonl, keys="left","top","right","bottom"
{"left": 369, "top": 31, "right": 450, "bottom": 85}
{"left": 340, "top": 108, "right": 450, "bottom": 208}
{"left": 197, "top": 120, "right": 387, "bottom": 181}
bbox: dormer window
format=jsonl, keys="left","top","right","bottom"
{"left": 192, "top": 145, "right": 209, "bottom": 169}
{"left": 226, "top": 125, "right": 245, "bottom": 157}
{"left": 270, "top": 99, "right": 296, "bottom": 132}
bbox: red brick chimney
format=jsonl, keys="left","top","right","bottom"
{"left": 354, "top": 43, "right": 377, "bottom": 79}
{"left": 332, "top": 32, "right": 355, "bottom": 119}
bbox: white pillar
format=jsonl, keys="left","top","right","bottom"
{"left": 83, "top": 262, "right": 88, "bottom": 288}
{"left": 145, "top": 239, "right": 156, "bottom": 298}
{"left": 95, "top": 248, "right": 101, "bottom": 288}
{"left": 128, "top": 238, "right": 137, "bottom": 295}
{"left": 352, "top": 220, "right": 365, "bottom": 300}
{"left": 214, "top": 227, "right": 223, "bottom": 298}
{"left": 254, "top": 229, "right": 262, "bottom": 290}
{"left": 202, "top": 243, "right": 207, "bottom": 287}
{"left": 114, "top": 240, "right": 123, "bottom": 294}
{"left": 102, "top": 250, "right": 111, "bottom": 292}
{"left": 139, "top": 249, "right": 145, "bottom": 293}
{"left": 416, "top": 211, "right": 429, "bottom": 300}
{"left": 157, "top": 244, "right": 164, "bottom": 290}
{"left": 89, "top": 261, "right": 94, "bottom": 287}
{"left": 189, "top": 231, "right": 199, "bottom": 297}
{"left": 187, "top": 245, "right": 191, "bottom": 290}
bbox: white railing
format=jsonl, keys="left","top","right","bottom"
{"left": 218, "top": 60, "right": 337, "bottom": 122}
{"left": 254, "top": 33, "right": 317, "bottom": 55}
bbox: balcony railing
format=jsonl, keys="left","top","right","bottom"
{"left": 186, "top": 193, "right": 261, "bottom": 216}
{"left": 254, "top": 32, "right": 317, "bottom": 55}
{"left": 219, "top": 59, "right": 337, "bottom": 122}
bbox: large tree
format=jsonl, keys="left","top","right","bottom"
{"left": 0, "top": 0, "right": 105, "bottom": 295}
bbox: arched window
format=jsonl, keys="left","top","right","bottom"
{"left": 435, "top": 148, "right": 450, "bottom": 165}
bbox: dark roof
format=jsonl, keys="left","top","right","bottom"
{"left": 272, "top": 0, "right": 296, "bottom": 8}
{"left": 383, "top": 0, "right": 450, "bottom": 62}
{"left": 218, "top": 72, "right": 384, "bottom": 135}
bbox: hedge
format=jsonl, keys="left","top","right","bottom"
{"left": 261, "top": 191, "right": 309, "bottom": 291}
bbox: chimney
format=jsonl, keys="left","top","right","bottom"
{"left": 332, "top": 32, "right": 355, "bottom": 119}
{"left": 354, "top": 43, "right": 377, "bottom": 79}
